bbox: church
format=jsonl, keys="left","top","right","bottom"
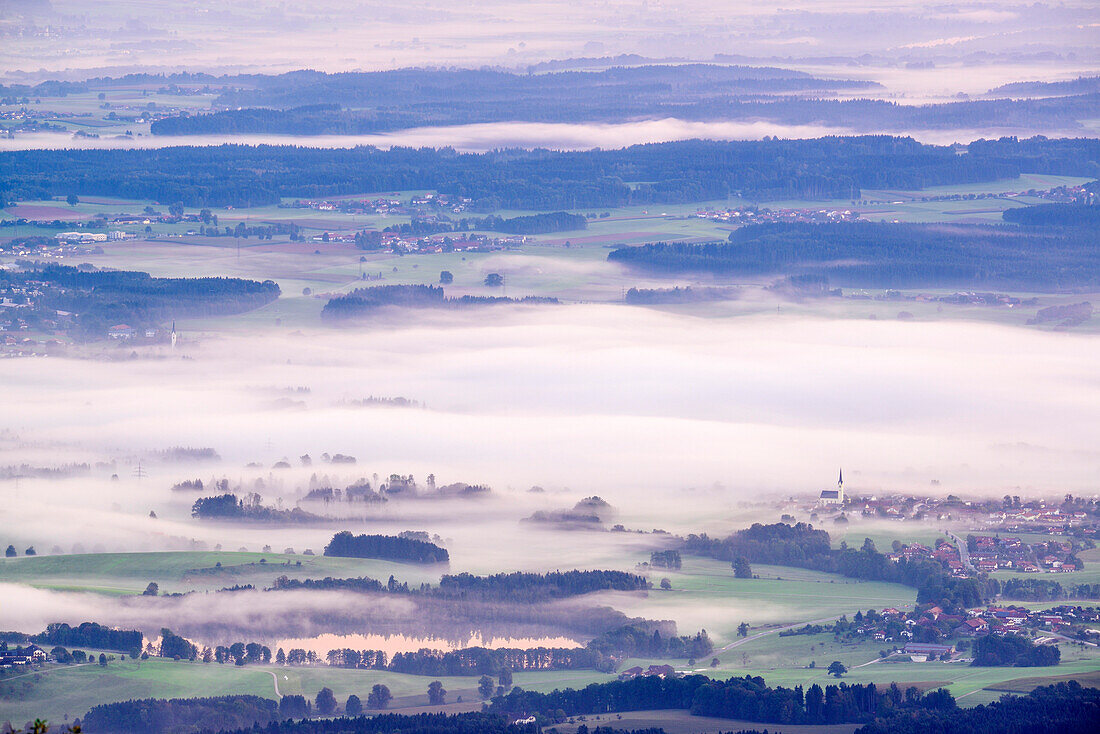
{"left": 819, "top": 469, "right": 845, "bottom": 505}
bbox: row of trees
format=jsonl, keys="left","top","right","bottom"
{"left": 384, "top": 211, "right": 587, "bottom": 237}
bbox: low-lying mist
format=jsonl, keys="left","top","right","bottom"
{"left": 1, "top": 304, "right": 1098, "bottom": 566}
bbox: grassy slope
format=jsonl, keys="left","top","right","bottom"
{"left": 0, "top": 551, "right": 445, "bottom": 594}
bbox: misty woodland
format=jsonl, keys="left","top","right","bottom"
{"left": 1, "top": 2, "right": 1100, "bottom": 734}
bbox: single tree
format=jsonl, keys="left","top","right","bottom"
{"left": 143, "top": 582, "right": 159, "bottom": 596}
{"left": 737, "top": 622, "right": 749, "bottom": 637}
{"left": 367, "top": 683, "right": 392, "bottom": 709}
{"left": 345, "top": 694, "right": 362, "bottom": 715}
{"left": 828, "top": 660, "right": 847, "bottom": 678}
{"left": 66, "top": 194, "right": 79, "bottom": 206}
{"left": 24, "top": 546, "right": 36, "bottom": 556}
{"left": 98, "top": 653, "right": 107, "bottom": 667}
{"left": 484, "top": 272, "right": 504, "bottom": 287}
{"left": 478, "top": 675, "right": 494, "bottom": 699}
{"left": 427, "top": 680, "right": 447, "bottom": 705}
{"left": 315, "top": 686, "right": 337, "bottom": 715}
{"left": 498, "top": 667, "right": 513, "bottom": 689}
{"left": 660, "top": 578, "right": 672, "bottom": 590}
{"left": 4, "top": 545, "right": 15, "bottom": 557}
{"left": 439, "top": 271, "right": 454, "bottom": 284}
{"left": 732, "top": 556, "right": 752, "bottom": 578}
{"left": 276, "top": 648, "right": 286, "bottom": 664}
{"left": 279, "top": 694, "right": 311, "bottom": 719}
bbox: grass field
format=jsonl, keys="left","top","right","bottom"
{"left": 0, "top": 656, "right": 614, "bottom": 726}
{"left": 0, "top": 551, "right": 445, "bottom": 595}
{"left": 3, "top": 643, "right": 1097, "bottom": 726}
{"left": 609, "top": 557, "right": 916, "bottom": 643}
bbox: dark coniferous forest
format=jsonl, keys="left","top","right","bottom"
{"left": 4, "top": 137, "right": 1098, "bottom": 210}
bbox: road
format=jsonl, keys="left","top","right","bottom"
{"left": 947, "top": 531, "right": 975, "bottom": 573}
{"left": 718, "top": 614, "right": 851, "bottom": 653}
{"left": 268, "top": 671, "right": 283, "bottom": 697}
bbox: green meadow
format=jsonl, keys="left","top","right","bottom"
{"left": 0, "top": 551, "right": 444, "bottom": 595}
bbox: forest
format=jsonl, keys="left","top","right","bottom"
{"left": 854, "top": 681, "right": 1099, "bottom": 734}
{"left": 322, "top": 530, "right": 450, "bottom": 564}
{"left": 1002, "top": 203, "right": 1100, "bottom": 227}
{"left": 5, "top": 137, "right": 1099, "bottom": 210}
{"left": 321, "top": 285, "right": 558, "bottom": 322}
{"left": 608, "top": 221, "right": 1100, "bottom": 290}
{"left": 80, "top": 695, "right": 278, "bottom": 734}
{"left": 488, "top": 673, "right": 955, "bottom": 726}
{"left": 35, "top": 622, "right": 142, "bottom": 653}
{"left": 971, "top": 634, "right": 1061, "bottom": 667}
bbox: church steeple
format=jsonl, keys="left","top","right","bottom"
{"left": 838, "top": 468, "right": 843, "bottom": 489}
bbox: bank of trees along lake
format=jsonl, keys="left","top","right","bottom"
{"left": 5, "top": 137, "right": 1099, "bottom": 210}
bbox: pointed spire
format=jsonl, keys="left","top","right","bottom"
{"left": 838, "top": 468, "right": 843, "bottom": 488}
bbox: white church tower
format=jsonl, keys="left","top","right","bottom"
{"left": 819, "top": 468, "right": 845, "bottom": 505}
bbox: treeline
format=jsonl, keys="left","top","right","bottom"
{"left": 607, "top": 221, "right": 1100, "bottom": 290}
{"left": 435, "top": 570, "right": 648, "bottom": 602}
{"left": 190, "top": 494, "right": 320, "bottom": 523}
{"left": 384, "top": 211, "right": 585, "bottom": 237}
{"left": 269, "top": 569, "right": 647, "bottom": 602}
{"left": 855, "top": 682, "right": 1100, "bottom": 734}
{"left": 216, "top": 711, "right": 536, "bottom": 734}
{"left": 1003, "top": 203, "right": 1100, "bottom": 227}
{"left": 37, "top": 622, "right": 142, "bottom": 653}
{"left": 323, "top": 624, "right": 708, "bottom": 676}
{"left": 323, "top": 530, "right": 450, "bottom": 564}
{"left": 625, "top": 287, "right": 739, "bottom": 305}
{"left": 320, "top": 285, "right": 557, "bottom": 322}
{"left": 488, "top": 674, "right": 954, "bottom": 726}
{"left": 971, "top": 633, "right": 1060, "bottom": 667}
{"left": 81, "top": 695, "right": 278, "bottom": 734}
{"left": 1000, "top": 577, "right": 1100, "bottom": 601}
{"left": 6, "top": 137, "right": 1098, "bottom": 210}
{"left": 149, "top": 64, "right": 872, "bottom": 126}
{"left": 684, "top": 523, "right": 996, "bottom": 612}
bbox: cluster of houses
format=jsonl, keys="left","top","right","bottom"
{"left": 885, "top": 539, "right": 969, "bottom": 577}
{"left": 307, "top": 229, "right": 525, "bottom": 254}
{"left": 694, "top": 206, "right": 859, "bottom": 225}
{"left": 287, "top": 192, "right": 474, "bottom": 216}
{"left": 851, "top": 602, "right": 1095, "bottom": 652}
{"left": 0, "top": 644, "right": 47, "bottom": 672}
{"left": 799, "top": 489, "right": 1097, "bottom": 542}
{"left": 969, "top": 535, "right": 1080, "bottom": 574}
{"left": 618, "top": 664, "right": 677, "bottom": 681}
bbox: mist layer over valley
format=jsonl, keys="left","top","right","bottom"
{"left": 3, "top": 306, "right": 1096, "bottom": 556}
